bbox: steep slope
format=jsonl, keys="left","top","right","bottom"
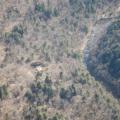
{"left": 85, "top": 20, "right": 120, "bottom": 98}
{"left": 0, "top": 0, "right": 120, "bottom": 120}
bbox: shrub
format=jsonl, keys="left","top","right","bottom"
{"left": 26, "top": 76, "right": 54, "bottom": 104}
{"left": 53, "top": 8, "right": 59, "bottom": 17}
{"left": 36, "top": 112, "right": 47, "bottom": 120}
{"left": 35, "top": 3, "right": 45, "bottom": 13}
{"left": 60, "top": 85, "right": 76, "bottom": 100}
{"left": 34, "top": 2, "right": 52, "bottom": 20}
{"left": 48, "top": 113, "right": 65, "bottom": 120}
{"left": 5, "top": 24, "right": 25, "bottom": 44}
{"left": 44, "top": 10, "right": 51, "bottom": 19}
{"left": 42, "top": 84, "right": 53, "bottom": 99}
{"left": 5, "top": 7, "right": 20, "bottom": 20}
{"left": 60, "top": 88, "right": 66, "bottom": 99}
{"left": 79, "top": 77, "right": 87, "bottom": 85}
{"left": 0, "top": 85, "right": 8, "bottom": 100}
{"left": 81, "top": 25, "right": 88, "bottom": 34}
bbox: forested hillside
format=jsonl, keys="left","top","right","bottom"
{"left": 86, "top": 20, "right": 120, "bottom": 98}
{"left": 0, "top": 0, "right": 120, "bottom": 120}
